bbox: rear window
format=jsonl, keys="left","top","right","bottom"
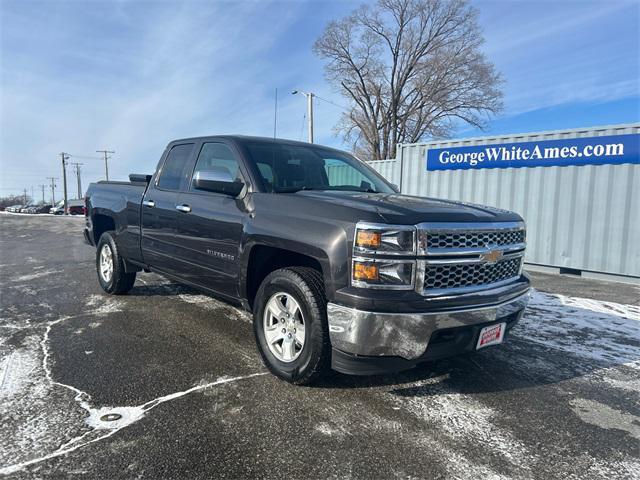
{"left": 157, "top": 144, "right": 194, "bottom": 190}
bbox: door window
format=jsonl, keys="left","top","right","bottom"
{"left": 190, "top": 143, "right": 242, "bottom": 189}
{"left": 157, "top": 143, "right": 194, "bottom": 190}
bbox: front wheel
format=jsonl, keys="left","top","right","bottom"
{"left": 253, "top": 267, "right": 331, "bottom": 385}
{"left": 96, "top": 231, "right": 136, "bottom": 295}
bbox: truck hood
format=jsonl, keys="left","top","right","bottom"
{"left": 293, "top": 191, "right": 522, "bottom": 224}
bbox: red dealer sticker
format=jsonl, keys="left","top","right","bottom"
{"left": 476, "top": 323, "right": 506, "bottom": 350}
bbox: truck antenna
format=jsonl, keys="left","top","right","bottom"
{"left": 273, "top": 88, "right": 278, "bottom": 140}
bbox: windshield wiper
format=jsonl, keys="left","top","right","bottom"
{"left": 274, "top": 185, "right": 323, "bottom": 193}
{"left": 274, "top": 186, "right": 380, "bottom": 194}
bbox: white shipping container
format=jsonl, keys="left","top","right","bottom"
{"left": 368, "top": 123, "right": 640, "bottom": 282}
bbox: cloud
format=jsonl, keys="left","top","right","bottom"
{"left": 1, "top": 0, "right": 638, "bottom": 197}
{"left": 477, "top": 0, "right": 639, "bottom": 116}
{"left": 0, "top": 0, "right": 343, "bottom": 194}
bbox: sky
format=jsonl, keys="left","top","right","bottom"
{"left": 1, "top": 0, "right": 639, "bottom": 201}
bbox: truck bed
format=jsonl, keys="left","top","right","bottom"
{"left": 85, "top": 180, "right": 148, "bottom": 263}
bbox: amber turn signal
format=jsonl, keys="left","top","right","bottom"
{"left": 353, "top": 262, "right": 379, "bottom": 281}
{"left": 355, "top": 230, "right": 381, "bottom": 249}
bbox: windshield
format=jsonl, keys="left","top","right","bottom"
{"left": 244, "top": 142, "right": 395, "bottom": 194}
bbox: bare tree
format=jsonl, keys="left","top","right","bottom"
{"left": 314, "top": 0, "right": 503, "bottom": 160}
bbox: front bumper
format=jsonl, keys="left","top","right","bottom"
{"left": 327, "top": 289, "right": 530, "bottom": 372}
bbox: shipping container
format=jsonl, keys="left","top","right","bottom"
{"left": 368, "top": 123, "right": 640, "bottom": 283}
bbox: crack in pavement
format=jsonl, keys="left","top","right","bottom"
{"left": 0, "top": 313, "right": 267, "bottom": 476}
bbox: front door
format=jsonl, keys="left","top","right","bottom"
{"left": 141, "top": 142, "right": 195, "bottom": 276}
{"left": 173, "top": 142, "right": 247, "bottom": 297}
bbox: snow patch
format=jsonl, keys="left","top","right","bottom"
{"left": 178, "top": 294, "right": 251, "bottom": 323}
{"left": 570, "top": 398, "right": 640, "bottom": 440}
{"left": 0, "top": 309, "right": 268, "bottom": 476}
{"left": 85, "top": 295, "right": 123, "bottom": 316}
{"left": 396, "top": 380, "right": 531, "bottom": 466}
{"left": 12, "top": 269, "right": 62, "bottom": 282}
{"left": 314, "top": 421, "right": 352, "bottom": 438}
{"left": 514, "top": 290, "right": 640, "bottom": 367}
{"left": 84, "top": 406, "right": 147, "bottom": 430}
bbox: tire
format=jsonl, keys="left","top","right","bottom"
{"left": 253, "top": 267, "right": 331, "bottom": 385}
{"left": 96, "top": 231, "right": 136, "bottom": 295}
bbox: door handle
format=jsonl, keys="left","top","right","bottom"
{"left": 176, "top": 204, "right": 191, "bottom": 213}
{"left": 142, "top": 200, "right": 155, "bottom": 208}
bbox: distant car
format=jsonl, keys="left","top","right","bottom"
{"left": 5, "top": 205, "right": 21, "bottom": 212}
{"left": 24, "top": 205, "right": 38, "bottom": 214}
{"left": 35, "top": 204, "right": 53, "bottom": 214}
{"left": 50, "top": 201, "right": 65, "bottom": 214}
{"left": 50, "top": 200, "right": 85, "bottom": 215}
{"left": 69, "top": 205, "right": 85, "bottom": 215}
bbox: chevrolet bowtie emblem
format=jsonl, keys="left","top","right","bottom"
{"left": 481, "top": 249, "right": 503, "bottom": 264}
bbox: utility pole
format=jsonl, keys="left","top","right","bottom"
{"left": 60, "top": 152, "right": 70, "bottom": 214}
{"left": 23, "top": 188, "right": 28, "bottom": 205}
{"left": 307, "top": 92, "right": 314, "bottom": 143}
{"left": 47, "top": 177, "right": 58, "bottom": 205}
{"left": 39, "top": 184, "right": 46, "bottom": 204}
{"left": 70, "top": 162, "right": 84, "bottom": 199}
{"left": 292, "top": 90, "right": 314, "bottom": 143}
{"left": 96, "top": 149, "right": 115, "bottom": 181}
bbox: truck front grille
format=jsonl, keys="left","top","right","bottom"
{"left": 426, "top": 229, "right": 525, "bottom": 250}
{"left": 424, "top": 257, "right": 522, "bottom": 290}
{"left": 418, "top": 222, "right": 526, "bottom": 295}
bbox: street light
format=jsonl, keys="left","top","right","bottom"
{"left": 292, "top": 90, "right": 314, "bottom": 143}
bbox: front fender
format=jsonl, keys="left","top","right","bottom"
{"left": 239, "top": 215, "right": 351, "bottom": 303}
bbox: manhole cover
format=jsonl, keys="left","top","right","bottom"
{"left": 100, "top": 413, "right": 123, "bottom": 422}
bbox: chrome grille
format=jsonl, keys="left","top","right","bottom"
{"left": 418, "top": 222, "right": 526, "bottom": 295}
{"left": 424, "top": 257, "right": 522, "bottom": 290}
{"left": 426, "top": 229, "right": 525, "bottom": 250}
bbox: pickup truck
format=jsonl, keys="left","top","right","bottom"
{"left": 84, "top": 135, "right": 530, "bottom": 384}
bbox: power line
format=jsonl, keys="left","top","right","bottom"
{"left": 314, "top": 94, "right": 349, "bottom": 111}
{"left": 69, "top": 155, "right": 103, "bottom": 160}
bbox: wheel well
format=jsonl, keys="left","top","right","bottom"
{"left": 246, "top": 246, "right": 323, "bottom": 309}
{"left": 92, "top": 214, "right": 115, "bottom": 244}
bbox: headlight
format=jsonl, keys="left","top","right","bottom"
{"left": 353, "top": 222, "right": 416, "bottom": 255}
{"left": 352, "top": 258, "right": 415, "bottom": 289}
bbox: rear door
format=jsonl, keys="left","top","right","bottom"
{"left": 173, "top": 141, "right": 247, "bottom": 297}
{"left": 141, "top": 143, "right": 195, "bottom": 275}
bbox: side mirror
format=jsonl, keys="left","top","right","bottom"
{"left": 193, "top": 168, "right": 244, "bottom": 197}
{"left": 391, "top": 183, "right": 400, "bottom": 193}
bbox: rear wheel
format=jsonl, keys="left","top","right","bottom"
{"left": 96, "top": 231, "right": 136, "bottom": 295}
{"left": 253, "top": 267, "right": 331, "bottom": 385}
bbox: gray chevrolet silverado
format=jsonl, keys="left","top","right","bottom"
{"left": 84, "top": 135, "right": 530, "bottom": 384}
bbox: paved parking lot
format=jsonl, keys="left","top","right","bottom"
{"left": 1, "top": 213, "right": 639, "bottom": 479}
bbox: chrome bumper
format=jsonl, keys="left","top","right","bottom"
{"left": 327, "top": 290, "right": 530, "bottom": 360}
